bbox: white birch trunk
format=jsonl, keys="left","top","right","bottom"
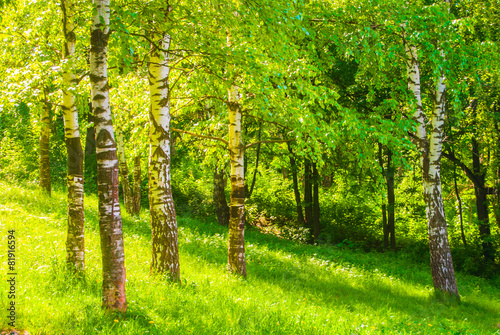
{"left": 405, "top": 43, "right": 459, "bottom": 300}
{"left": 61, "top": 0, "right": 85, "bottom": 273}
{"left": 227, "top": 85, "right": 247, "bottom": 277}
{"left": 148, "top": 33, "right": 180, "bottom": 280}
{"left": 90, "top": 0, "right": 127, "bottom": 311}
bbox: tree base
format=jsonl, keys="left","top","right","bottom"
{"left": 432, "top": 289, "right": 460, "bottom": 305}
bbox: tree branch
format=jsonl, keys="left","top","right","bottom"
{"left": 172, "top": 128, "right": 228, "bottom": 146}
{"left": 245, "top": 139, "right": 294, "bottom": 150}
{"left": 442, "top": 150, "right": 482, "bottom": 189}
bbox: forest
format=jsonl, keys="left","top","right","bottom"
{"left": 0, "top": 0, "right": 499, "bottom": 334}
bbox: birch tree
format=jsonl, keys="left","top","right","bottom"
{"left": 227, "top": 84, "right": 246, "bottom": 276}
{"left": 61, "top": 0, "right": 85, "bottom": 273}
{"left": 148, "top": 32, "right": 180, "bottom": 280}
{"left": 90, "top": 0, "right": 127, "bottom": 311}
{"left": 403, "top": 32, "right": 459, "bottom": 300}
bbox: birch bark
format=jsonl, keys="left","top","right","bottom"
{"left": 227, "top": 85, "right": 246, "bottom": 277}
{"left": 90, "top": 0, "right": 127, "bottom": 311}
{"left": 148, "top": 33, "right": 180, "bottom": 280}
{"left": 61, "top": 0, "right": 85, "bottom": 273}
{"left": 405, "top": 43, "right": 459, "bottom": 299}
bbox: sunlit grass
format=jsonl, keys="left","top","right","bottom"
{"left": 0, "top": 181, "right": 499, "bottom": 334}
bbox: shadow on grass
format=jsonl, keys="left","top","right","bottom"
{"left": 173, "top": 216, "right": 500, "bottom": 325}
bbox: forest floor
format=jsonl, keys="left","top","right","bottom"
{"left": 0, "top": 181, "right": 499, "bottom": 334}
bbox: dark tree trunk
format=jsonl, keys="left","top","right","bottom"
{"left": 386, "top": 149, "right": 396, "bottom": 250}
{"left": 472, "top": 118, "right": 494, "bottom": 261}
{"left": 378, "top": 143, "right": 390, "bottom": 249}
{"left": 453, "top": 167, "right": 466, "bottom": 246}
{"left": 496, "top": 114, "right": 500, "bottom": 231}
{"left": 84, "top": 102, "right": 97, "bottom": 193}
{"left": 247, "top": 136, "right": 260, "bottom": 199}
{"left": 382, "top": 203, "right": 389, "bottom": 249}
{"left": 287, "top": 143, "right": 305, "bottom": 227}
{"left": 39, "top": 101, "right": 51, "bottom": 196}
{"left": 312, "top": 163, "right": 321, "bottom": 241}
{"left": 214, "top": 168, "right": 230, "bottom": 226}
{"left": 133, "top": 154, "right": 141, "bottom": 215}
{"left": 475, "top": 186, "right": 493, "bottom": 260}
{"left": 116, "top": 129, "right": 133, "bottom": 214}
{"left": 304, "top": 161, "right": 313, "bottom": 229}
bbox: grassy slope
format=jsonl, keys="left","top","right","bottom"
{"left": 0, "top": 182, "right": 499, "bottom": 335}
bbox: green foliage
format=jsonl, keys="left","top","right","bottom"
{"left": 0, "top": 102, "right": 67, "bottom": 186}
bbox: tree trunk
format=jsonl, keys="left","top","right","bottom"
{"left": 312, "top": 163, "right": 321, "bottom": 241}
{"left": 148, "top": 33, "right": 180, "bottom": 280}
{"left": 116, "top": 129, "right": 133, "bottom": 214}
{"left": 227, "top": 84, "right": 246, "bottom": 277}
{"left": 84, "top": 101, "right": 97, "bottom": 193}
{"left": 288, "top": 143, "right": 306, "bottom": 227}
{"left": 90, "top": 0, "right": 127, "bottom": 312}
{"left": 405, "top": 42, "right": 459, "bottom": 300}
{"left": 378, "top": 143, "right": 389, "bottom": 249}
{"left": 495, "top": 114, "right": 500, "bottom": 232}
{"left": 382, "top": 202, "right": 389, "bottom": 249}
{"left": 453, "top": 166, "right": 467, "bottom": 246}
{"left": 214, "top": 168, "right": 230, "bottom": 226}
{"left": 386, "top": 149, "right": 396, "bottom": 250}
{"left": 472, "top": 136, "right": 494, "bottom": 261}
{"left": 304, "top": 161, "right": 313, "bottom": 229}
{"left": 61, "top": 0, "right": 85, "bottom": 273}
{"left": 133, "top": 154, "right": 141, "bottom": 215}
{"left": 247, "top": 126, "right": 261, "bottom": 199}
{"left": 39, "top": 100, "right": 51, "bottom": 196}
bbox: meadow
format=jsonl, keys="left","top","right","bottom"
{"left": 0, "top": 181, "right": 499, "bottom": 334}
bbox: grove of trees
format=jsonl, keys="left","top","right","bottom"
{"left": 0, "top": 0, "right": 499, "bottom": 311}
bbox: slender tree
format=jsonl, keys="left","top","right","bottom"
{"left": 404, "top": 33, "right": 459, "bottom": 299}
{"left": 214, "top": 168, "right": 230, "bottom": 226}
{"left": 227, "top": 84, "right": 246, "bottom": 277}
{"left": 61, "top": 0, "right": 85, "bottom": 272}
{"left": 312, "top": 163, "right": 321, "bottom": 241}
{"left": 116, "top": 128, "right": 133, "bottom": 214}
{"left": 39, "top": 97, "right": 51, "bottom": 196}
{"left": 84, "top": 101, "right": 97, "bottom": 193}
{"left": 304, "top": 161, "right": 313, "bottom": 229}
{"left": 288, "top": 143, "right": 306, "bottom": 227}
{"left": 148, "top": 32, "right": 180, "bottom": 280}
{"left": 133, "top": 154, "right": 141, "bottom": 215}
{"left": 453, "top": 166, "right": 467, "bottom": 246}
{"left": 378, "top": 143, "right": 396, "bottom": 249}
{"left": 90, "top": 0, "right": 127, "bottom": 311}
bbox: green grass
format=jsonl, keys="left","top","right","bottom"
{"left": 0, "top": 181, "right": 499, "bottom": 334}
